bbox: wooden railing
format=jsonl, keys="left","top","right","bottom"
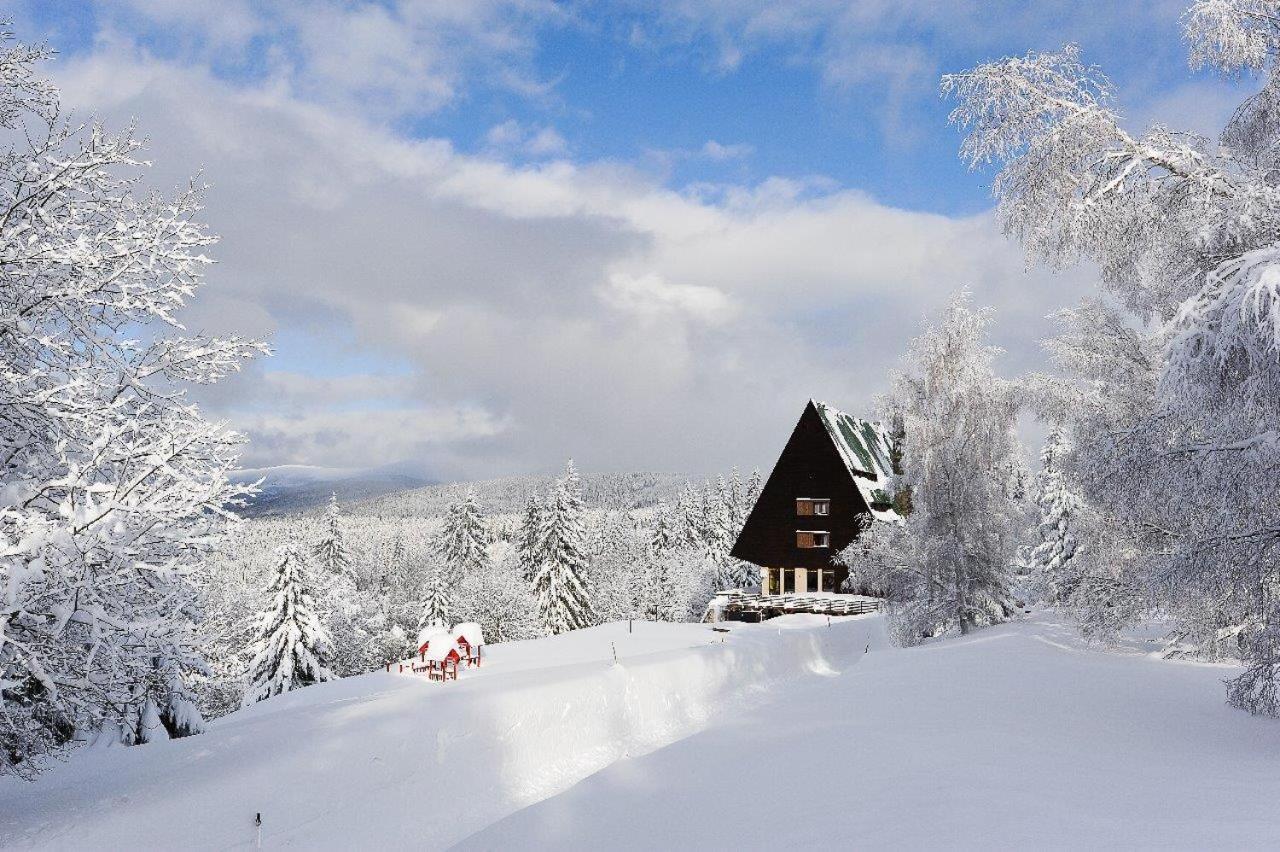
{"left": 709, "top": 591, "right": 883, "bottom": 620}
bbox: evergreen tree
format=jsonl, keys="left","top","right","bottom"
{"left": 242, "top": 545, "right": 335, "bottom": 706}
{"left": 640, "top": 548, "right": 684, "bottom": 622}
{"left": 516, "top": 494, "right": 544, "bottom": 581}
{"left": 727, "top": 468, "right": 747, "bottom": 531}
{"left": 532, "top": 461, "right": 594, "bottom": 634}
{"left": 313, "top": 493, "right": 351, "bottom": 579}
{"left": 438, "top": 491, "right": 491, "bottom": 581}
{"left": 382, "top": 534, "right": 408, "bottom": 594}
{"left": 674, "top": 482, "right": 705, "bottom": 550}
{"left": 744, "top": 468, "right": 763, "bottom": 507}
{"left": 1029, "top": 428, "right": 1082, "bottom": 603}
{"left": 418, "top": 568, "right": 454, "bottom": 631}
{"left": 650, "top": 501, "right": 678, "bottom": 553}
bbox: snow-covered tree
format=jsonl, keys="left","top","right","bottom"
{"left": 515, "top": 494, "right": 543, "bottom": 581}
{"left": 242, "top": 546, "right": 335, "bottom": 706}
{"left": 0, "top": 31, "right": 264, "bottom": 774}
{"left": 649, "top": 501, "right": 679, "bottom": 553}
{"left": 457, "top": 543, "right": 542, "bottom": 644}
{"left": 531, "top": 461, "right": 593, "bottom": 634}
{"left": 1027, "top": 428, "right": 1082, "bottom": 603}
{"left": 588, "top": 513, "right": 650, "bottom": 624}
{"left": 673, "top": 483, "right": 706, "bottom": 550}
{"left": 744, "top": 468, "right": 763, "bottom": 508}
{"left": 313, "top": 493, "right": 352, "bottom": 579}
{"left": 418, "top": 567, "right": 453, "bottom": 631}
{"left": 944, "top": 0, "right": 1280, "bottom": 714}
{"left": 851, "top": 294, "right": 1023, "bottom": 642}
{"left": 438, "top": 491, "right": 490, "bottom": 581}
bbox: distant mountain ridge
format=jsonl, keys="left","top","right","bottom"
{"left": 343, "top": 471, "right": 693, "bottom": 518}
{"left": 230, "top": 465, "right": 433, "bottom": 516}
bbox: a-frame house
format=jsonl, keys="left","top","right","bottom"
{"left": 730, "top": 399, "right": 899, "bottom": 596}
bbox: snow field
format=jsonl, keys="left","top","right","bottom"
{"left": 0, "top": 616, "right": 887, "bottom": 850}
{"left": 465, "top": 613, "right": 1280, "bottom": 850}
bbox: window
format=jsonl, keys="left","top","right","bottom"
{"left": 796, "top": 498, "right": 830, "bottom": 517}
{"left": 796, "top": 531, "right": 830, "bottom": 549}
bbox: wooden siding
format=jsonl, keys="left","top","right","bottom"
{"left": 730, "top": 400, "right": 873, "bottom": 578}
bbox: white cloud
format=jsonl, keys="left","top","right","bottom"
{"left": 601, "top": 272, "right": 738, "bottom": 325}
{"left": 484, "top": 119, "right": 570, "bottom": 159}
{"left": 700, "top": 140, "right": 753, "bottom": 160}
{"left": 93, "top": 0, "right": 572, "bottom": 119}
{"left": 52, "top": 45, "right": 1093, "bottom": 479}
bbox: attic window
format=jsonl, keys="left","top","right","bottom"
{"left": 796, "top": 530, "right": 830, "bottom": 548}
{"left": 796, "top": 499, "right": 830, "bottom": 517}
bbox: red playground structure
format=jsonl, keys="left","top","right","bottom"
{"left": 392, "top": 622, "right": 486, "bottom": 682}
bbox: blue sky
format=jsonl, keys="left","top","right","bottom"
{"left": 13, "top": 1, "right": 1254, "bottom": 479}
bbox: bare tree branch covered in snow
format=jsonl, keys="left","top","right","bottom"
{"left": 945, "top": 0, "right": 1280, "bottom": 714}
{"left": 0, "top": 28, "right": 266, "bottom": 773}
{"left": 845, "top": 293, "right": 1025, "bottom": 643}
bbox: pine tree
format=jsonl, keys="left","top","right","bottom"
{"left": 532, "top": 461, "right": 594, "bottom": 634}
{"left": 313, "top": 493, "right": 351, "bottom": 579}
{"left": 439, "top": 491, "right": 490, "bottom": 581}
{"left": 418, "top": 568, "right": 454, "bottom": 631}
{"left": 726, "top": 468, "right": 742, "bottom": 526}
{"left": 744, "top": 468, "right": 763, "bottom": 507}
{"left": 674, "top": 482, "right": 705, "bottom": 550}
{"left": 382, "top": 535, "right": 408, "bottom": 594}
{"left": 650, "top": 501, "right": 678, "bottom": 553}
{"left": 242, "top": 546, "right": 335, "bottom": 706}
{"left": 1029, "top": 428, "right": 1082, "bottom": 603}
{"left": 516, "top": 494, "right": 544, "bottom": 581}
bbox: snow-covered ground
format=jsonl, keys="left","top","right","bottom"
{"left": 4, "top": 612, "right": 1280, "bottom": 850}
{"left": 0, "top": 616, "right": 880, "bottom": 849}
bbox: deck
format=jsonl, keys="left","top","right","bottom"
{"left": 705, "top": 591, "right": 883, "bottom": 623}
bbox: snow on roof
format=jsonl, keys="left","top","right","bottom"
{"left": 416, "top": 625, "right": 450, "bottom": 649}
{"left": 451, "top": 622, "right": 485, "bottom": 646}
{"left": 423, "top": 639, "right": 460, "bottom": 662}
{"left": 810, "top": 399, "right": 902, "bottom": 524}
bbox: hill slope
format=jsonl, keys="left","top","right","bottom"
{"left": 3, "top": 613, "right": 1278, "bottom": 849}
{"left": 0, "top": 617, "right": 879, "bottom": 850}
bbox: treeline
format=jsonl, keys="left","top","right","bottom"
{"left": 199, "top": 464, "right": 763, "bottom": 718}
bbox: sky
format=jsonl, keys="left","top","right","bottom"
{"left": 12, "top": 0, "right": 1254, "bottom": 481}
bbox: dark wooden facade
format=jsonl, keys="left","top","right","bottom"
{"left": 730, "top": 400, "right": 893, "bottom": 594}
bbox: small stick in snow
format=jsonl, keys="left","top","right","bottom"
{"left": 611, "top": 642, "right": 618, "bottom": 664}
{"left": 255, "top": 813, "right": 262, "bottom": 849}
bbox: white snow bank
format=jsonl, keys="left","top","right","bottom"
{"left": 0, "top": 616, "right": 887, "bottom": 850}
{"left": 462, "top": 611, "right": 1280, "bottom": 850}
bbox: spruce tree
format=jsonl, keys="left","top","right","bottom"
{"left": 516, "top": 494, "right": 544, "bottom": 581}
{"left": 674, "top": 482, "right": 705, "bottom": 550}
{"left": 439, "top": 491, "right": 491, "bottom": 581}
{"left": 650, "top": 501, "right": 678, "bottom": 553}
{"left": 1029, "top": 428, "right": 1082, "bottom": 603}
{"left": 744, "top": 468, "right": 763, "bottom": 507}
{"left": 418, "top": 568, "right": 454, "bottom": 631}
{"left": 243, "top": 545, "right": 335, "bottom": 706}
{"left": 532, "top": 461, "right": 594, "bottom": 634}
{"left": 313, "top": 493, "right": 351, "bottom": 578}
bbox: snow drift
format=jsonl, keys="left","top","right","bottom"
{"left": 0, "top": 616, "right": 887, "bottom": 850}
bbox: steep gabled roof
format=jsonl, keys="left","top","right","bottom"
{"left": 810, "top": 399, "right": 900, "bottom": 523}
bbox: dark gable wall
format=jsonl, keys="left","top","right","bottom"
{"left": 730, "top": 401, "right": 871, "bottom": 571}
